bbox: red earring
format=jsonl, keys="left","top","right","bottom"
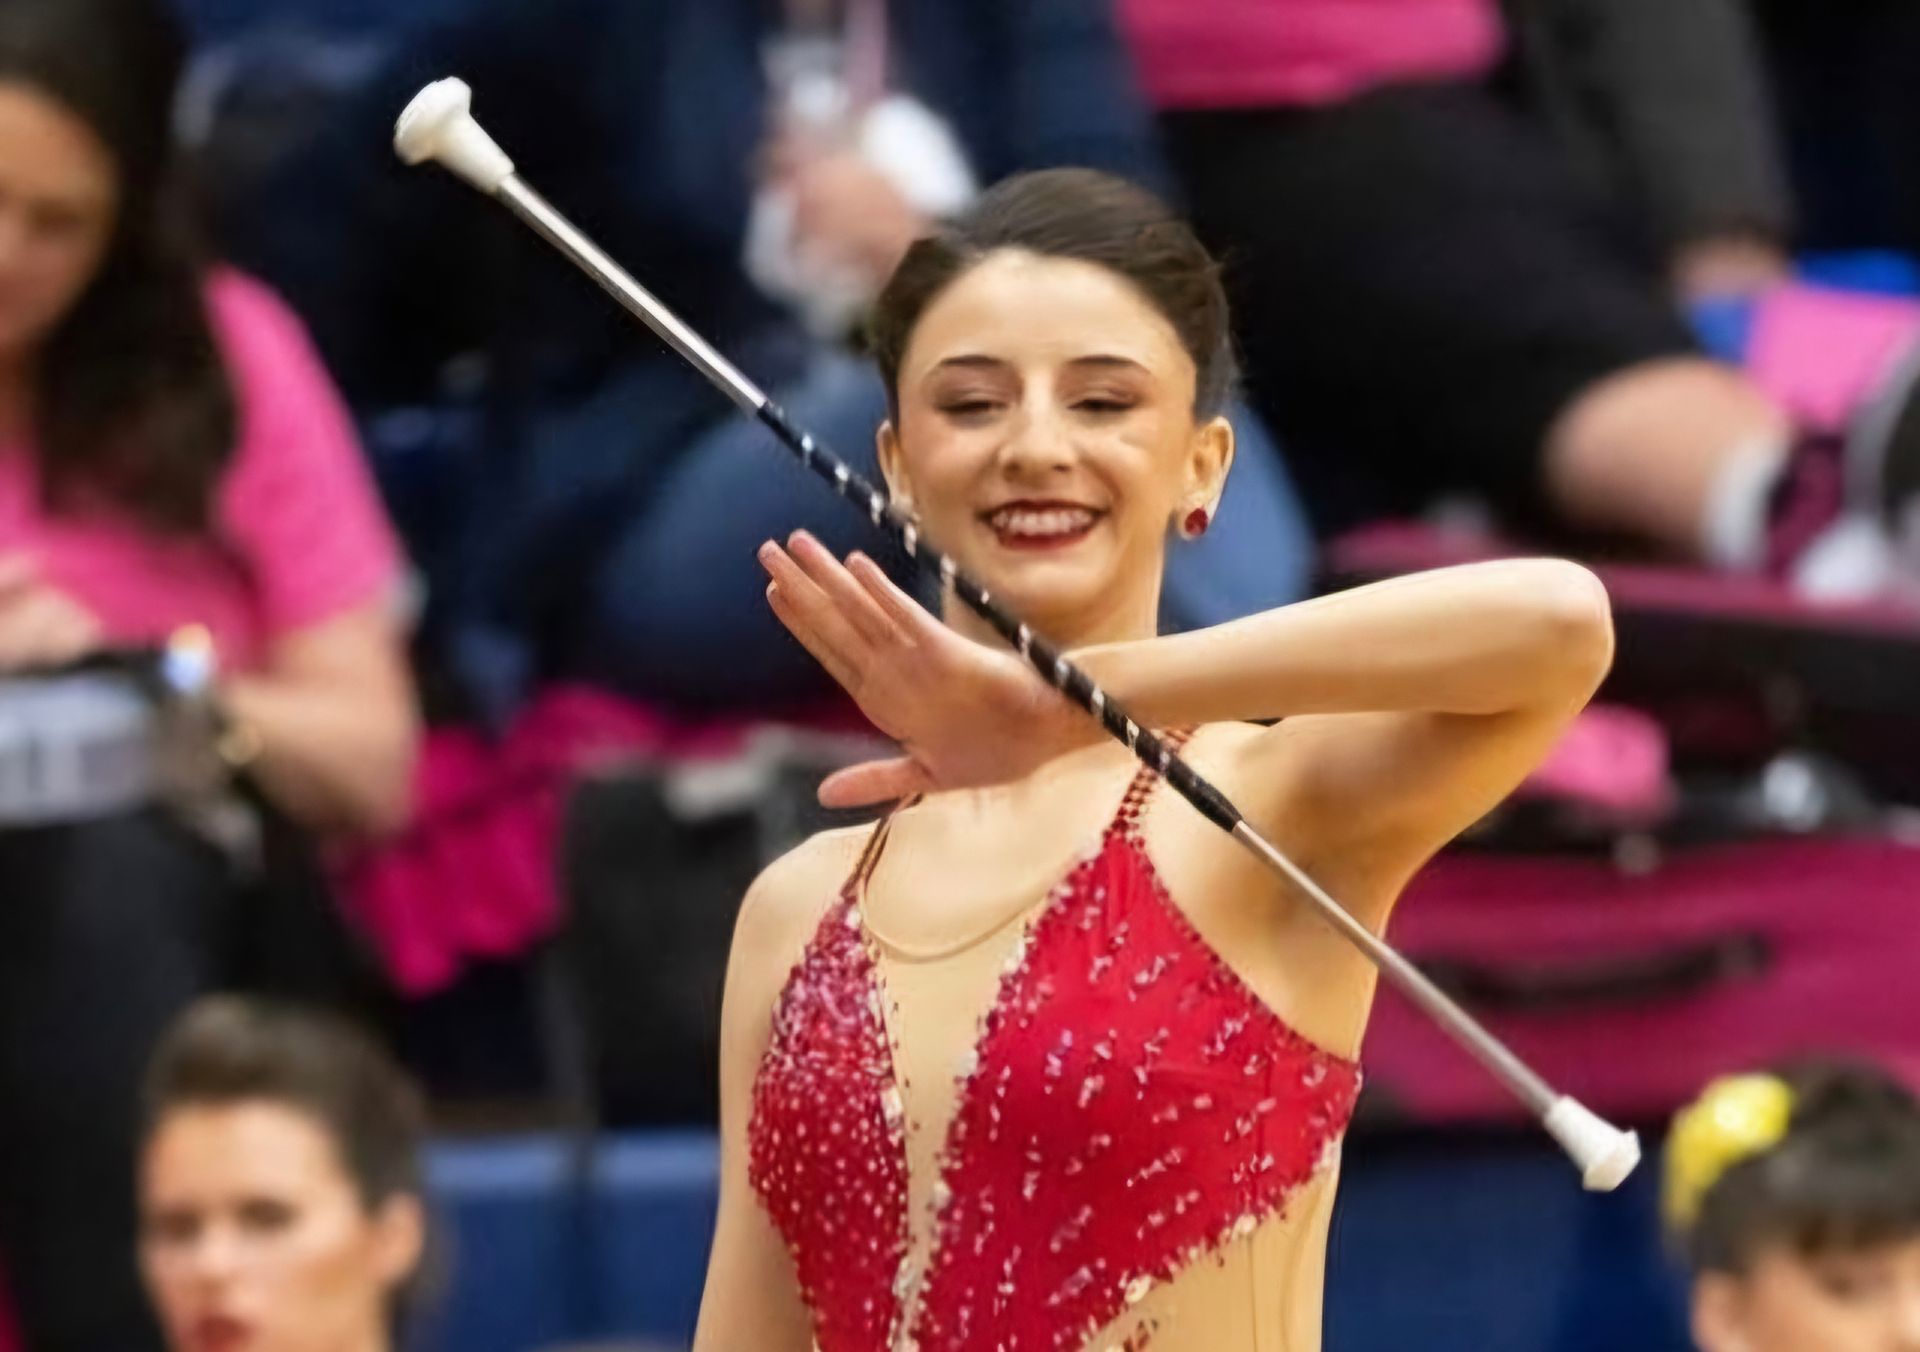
{"left": 1182, "top": 506, "right": 1211, "bottom": 539}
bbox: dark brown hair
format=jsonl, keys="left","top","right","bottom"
{"left": 144, "top": 997, "right": 425, "bottom": 1214}
{"left": 0, "top": 0, "right": 236, "bottom": 535}
{"left": 869, "top": 168, "right": 1237, "bottom": 417}
{"left": 1685, "top": 1060, "right": 1920, "bottom": 1274}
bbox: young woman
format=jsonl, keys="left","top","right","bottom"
{"left": 140, "top": 998, "right": 428, "bottom": 1352}
{"left": 1668, "top": 1062, "right": 1920, "bottom": 1352}
{"left": 693, "top": 168, "right": 1614, "bottom": 1350}
{"left": 0, "top": 0, "right": 415, "bottom": 1345}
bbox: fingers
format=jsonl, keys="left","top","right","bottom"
{"left": 818, "top": 756, "right": 931, "bottom": 810}
{"left": 785, "top": 532, "right": 904, "bottom": 650}
{"left": 762, "top": 555, "right": 867, "bottom": 697}
{"left": 758, "top": 131, "right": 801, "bottom": 185}
{"left": 845, "top": 552, "right": 940, "bottom": 640}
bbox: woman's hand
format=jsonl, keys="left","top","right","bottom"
{"left": 760, "top": 128, "right": 927, "bottom": 283}
{"left": 760, "top": 532, "right": 1093, "bottom": 807}
{"left": 0, "top": 554, "right": 103, "bottom": 673}
{"left": 785, "top": 149, "right": 926, "bottom": 281}
{"left": 1671, "top": 233, "right": 1790, "bottom": 302}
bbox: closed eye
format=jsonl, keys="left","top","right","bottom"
{"left": 938, "top": 399, "right": 1003, "bottom": 421}
{"left": 237, "top": 1197, "right": 297, "bottom": 1235}
{"left": 30, "top": 204, "right": 87, "bottom": 239}
{"left": 1074, "top": 398, "right": 1135, "bottom": 416}
{"left": 144, "top": 1209, "right": 201, "bottom": 1247}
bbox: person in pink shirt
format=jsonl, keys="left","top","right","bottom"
{"left": 0, "top": 1, "right": 417, "bottom": 1347}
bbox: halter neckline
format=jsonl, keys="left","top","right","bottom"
{"left": 851, "top": 730, "right": 1195, "bottom": 963}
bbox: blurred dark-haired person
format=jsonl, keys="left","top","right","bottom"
{"left": 1120, "top": 0, "right": 1920, "bottom": 598}
{"left": 0, "top": 0, "right": 416, "bottom": 1346}
{"left": 141, "top": 997, "right": 428, "bottom": 1352}
{"left": 238, "top": 0, "right": 1313, "bottom": 719}
{"left": 1666, "top": 1062, "right": 1920, "bottom": 1351}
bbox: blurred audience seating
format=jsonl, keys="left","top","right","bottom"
{"left": 417, "top": 1127, "right": 1694, "bottom": 1352}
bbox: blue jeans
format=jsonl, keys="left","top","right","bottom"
{"left": 581, "top": 353, "right": 1312, "bottom": 708}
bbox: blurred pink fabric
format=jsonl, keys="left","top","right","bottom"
{"left": 1120, "top": 0, "right": 1505, "bottom": 110}
{"left": 338, "top": 686, "right": 869, "bottom": 995}
{"left": 0, "top": 269, "right": 402, "bottom": 672}
{"left": 1519, "top": 704, "right": 1673, "bottom": 821}
{"left": 1370, "top": 837, "right": 1920, "bottom": 1122}
{"left": 1745, "top": 283, "right": 1920, "bottom": 435}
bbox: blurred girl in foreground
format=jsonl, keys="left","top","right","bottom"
{"left": 141, "top": 998, "right": 427, "bottom": 1352}
{"left": 1669, "top": 1060, "right": 1920, "bottom": 1352}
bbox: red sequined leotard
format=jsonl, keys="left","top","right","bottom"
{"left": 750, "top": 733, "right": 1363, "bottom": 1351}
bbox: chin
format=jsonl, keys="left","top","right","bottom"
{"left": 976, "top": 563, "right": 1114, "bottom": 631}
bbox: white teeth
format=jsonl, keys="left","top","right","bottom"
{"left": 988, "top": 507, "right": 1098, "bottom": 538}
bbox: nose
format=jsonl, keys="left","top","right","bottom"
{"left": 182, "top": 1223, "right": 246, "bottom": 1288}
{"left": 995, "top": 403, "right": 1076, "bottom": 480}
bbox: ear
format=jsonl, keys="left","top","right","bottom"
{"left": 877, "top": 419, "right": 917, "bottom": 516}
{"left": 1691, "top": 1274, "right": 1756, "bottom": 1352}
{"left": 370, "top": 1193, "right": 427, "bottom": 1290}
{"left": 1177, "top": 413, "right": 1234, "bottom": 526}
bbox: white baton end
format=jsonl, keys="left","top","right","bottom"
{"left": 394, "top": 78, "right": 515, "bottom": 194}
{"left": 1544, "top": 1095, "right": 1642, "bottom": 1192}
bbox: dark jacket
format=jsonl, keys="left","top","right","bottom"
{"left": 1502, "top": 0, "right": 1793, "bottom": 250}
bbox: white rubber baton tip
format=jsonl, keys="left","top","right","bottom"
{"left": 1545, "top": 1096, "right": 1642, "bottom": 1192}
{"left": 394, "top": 78, "right": 515, "bottom": 194}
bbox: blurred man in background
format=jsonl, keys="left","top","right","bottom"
{"left": 222, "top": 0, "right": 1315, "bottom": 721}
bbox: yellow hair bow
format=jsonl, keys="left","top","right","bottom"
{"left": 1664, "top": 1074, "right": 1795, "bottom": 1233}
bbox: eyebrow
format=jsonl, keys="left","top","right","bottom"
{"left": 929, "top": 353, "right": 1150, "bottom": 375}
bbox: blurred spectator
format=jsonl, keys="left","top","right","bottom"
{"left": 1120, "top": 0, "right": 1920, "bottom": 595}
{"left": 1666, "top": 1062, "right": 1920, "bottom": 1352}
{"left": 0, "top": 0, "right": 416, "bottom": 1345}
{"left": 228, "top": 0, "right": 1314, "bottom": 719}
{"left": 140, "top": 997, "right": 429, "bottom": 1352}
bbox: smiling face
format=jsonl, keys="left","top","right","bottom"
{"left": 0, "top": 81, "right": 118, "bottom": 366}
{"left": 140, "top": 1102, "right": 423, "bottom": 1352}
{"left": 878, "top": 249, "right": 1231, "bottom": 647}
{"left": 1694, "top": 1241, "right": 1920, "bottom": 1352}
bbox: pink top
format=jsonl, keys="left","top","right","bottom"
{"left": 1744, "top": 283, "right": 1920, "bottom": 436}
{"left": 0, "top": 270, "right": 402, "bottom": 673}
{"left": 1120, "top": 0, "right": 1507, "bottom": 110}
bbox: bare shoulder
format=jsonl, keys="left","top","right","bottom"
{"left": 730, "top": 822, "right": 875, "bottom": 976}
